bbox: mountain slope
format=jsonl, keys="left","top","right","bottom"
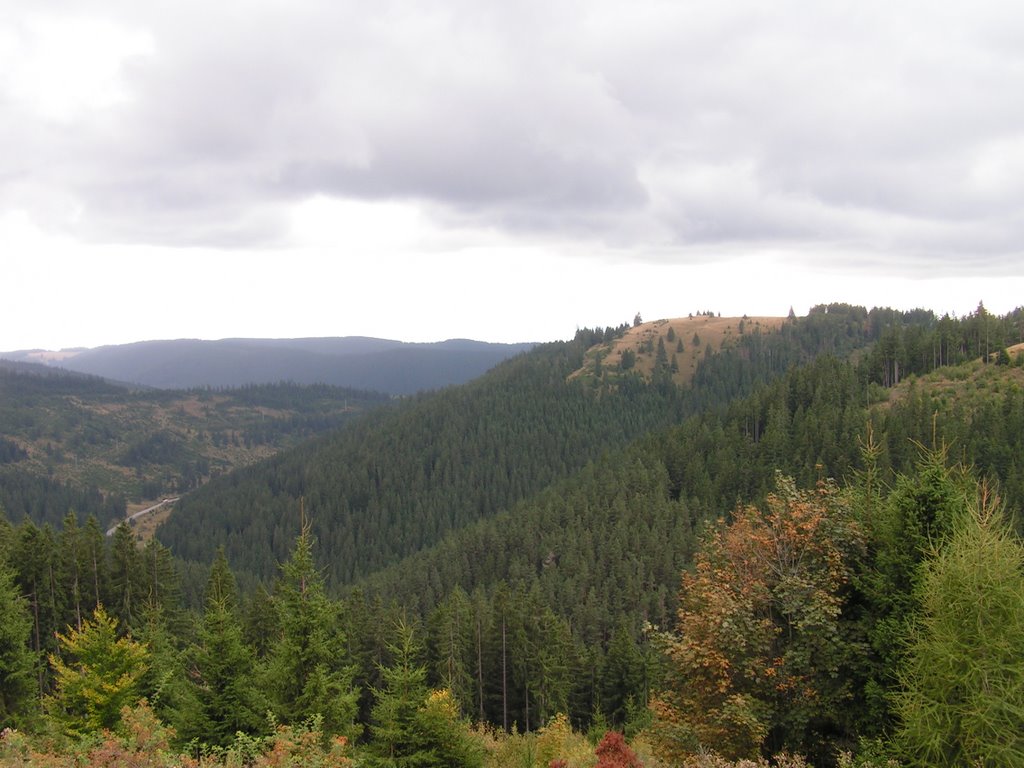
{"left": 0, "top": 365, "right": 389, "bottom": 527}
{"left": 357, "top": 351, "right": 1024, "bottom": 643}
{"left": 155, "top": 306, "right": 904, "bottom": 593}
{"left": 5, "top": 337, "right": 536, "bottom": 394}
{"left": 571, "top": 314, "right": 785, "bottom": 387}
{"left": 156, "top": 331, "right": 690, "bottom": 587}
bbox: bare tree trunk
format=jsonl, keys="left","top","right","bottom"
{"left": 502, "top": 614, "right": 508, "bottom": 732}
{"left": 476, "top": 615, "right": 485, "bottom": 722}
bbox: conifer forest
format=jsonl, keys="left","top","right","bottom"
{"left": 2, "top": 303, "right": 1024, "bottom": 767}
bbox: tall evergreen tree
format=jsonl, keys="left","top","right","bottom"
{"left": 367, "top": 621, "right": 482, "bottom": 768}
{"left": 57, "top": 510, "right": 85, "bottom": 632}
{"left": 0, "top": 560, "right": 36, "bottom": 728}
{"left": 366, "top": 621, "right": 432, "bottom": 767}
{"left": 80, "top": 515, "right": 108, "bottom": 613}
{"left": 426, "top": 586, "right": 475, "bottom": 716}
{"left": 895, "top": 487, "right": 1024, "bottom": 767}
{"left": 133, "top": 601, "right": 192, "bottom": 734}
{"left": 600, "top": 622, "right": 642, "bottom": 729}
{"left": 261, "top": 521, "right": 358, "bottom": 739}
{"left": 179, "top": 549, "right": 262, "bottom": 747}
{"left": 109, "top": 522, "right": 142, "bottom": 630}
{"left": 11, "top": 519, "right": 62, "bottom": 695}
{"left": 857, "top": 445, "right": 971, "bottom": 732}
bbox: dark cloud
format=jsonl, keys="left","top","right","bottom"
{"left": 3, "top": 0, "right": 1024, "bottom": 272}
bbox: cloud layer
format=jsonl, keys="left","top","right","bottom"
{"left": 3, "top": 0, "right": 1024, "bottom": 272}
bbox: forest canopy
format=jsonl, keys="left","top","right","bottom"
{"left": 1, "top": 304, "right": 1023, "bottom": 766}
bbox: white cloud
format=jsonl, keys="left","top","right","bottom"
{"left": 0, "top": 11, "right": 153, "bottom": 121}
{"left": 2, "top": 0, "right": 1023, "bottom": 349}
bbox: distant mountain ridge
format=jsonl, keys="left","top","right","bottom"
{"left": 2, "top": 337, "right": 537, "bottom": 394}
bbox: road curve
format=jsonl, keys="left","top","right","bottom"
{"left": 105, "top": 497, "right": 180, "bottom": 536}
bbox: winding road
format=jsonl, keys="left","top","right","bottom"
{"left": 105, "top": 497, "right": 180, "bottom": 536}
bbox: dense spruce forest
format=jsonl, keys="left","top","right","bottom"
{"left": 1, "top": 303, "right": 1024, "bottom": 767}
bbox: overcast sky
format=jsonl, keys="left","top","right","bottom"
{"left": 2, "top": 0, "right": 1023, "bottom": 350}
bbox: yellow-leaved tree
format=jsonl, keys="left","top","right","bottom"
{"left": 47, "top": 605, "right": 149, "bottom": 738}
{"left": 650, "top": 475, "right": 863, "bottom": 763}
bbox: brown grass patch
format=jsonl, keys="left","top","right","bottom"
{"left": 573, "top": 315, "right": 785, "bottom": 387}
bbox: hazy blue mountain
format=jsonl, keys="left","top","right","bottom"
{"left": 2, "top": 337, "right": 536, "bottom": 394}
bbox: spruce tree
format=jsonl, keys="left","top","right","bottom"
{"left": 80, "top": 515, "right": 108, "bottom": 613}
{"left": 0, "top": 561, "right": 35, "bottom": 728}
{"left": 600, "top": 623, "right": 642, "bottom": 729}
{"left": 180, "top": 552, "right": 262, "bottom": 747}
{"left": 57, "top": 510, "right": 85, "bottom": 632}
{"left": 426, "top": 586, "right": 475, "bottom": 715}
{"left": 133, "top": 600, "right": 192, "bottom": 735}
{"left": 109, "top": 522, "right": 142, "bottom": 629}
{"left": 367, "top": 621, "right": 482, "bottom": 768}
{"left": 366, "top": 621, "right": 432, "bottom": 767}
{"left": 858, "top": 446, "right": 970, "bottom": 731}
{"left": 261, "top": 522, "right": 358, "bottom": 739}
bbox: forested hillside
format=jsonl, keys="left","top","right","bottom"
{"left": 157, "top": 330, "right": 689, "bottom": 588}
{"left": 157, "top": 306, "right": 897, "bottom": 591}
{"left": 160, "top": 303, "right": 1023, "bottom": 595}
{"left": 1, "top": 304, "right": 1023, "bottom": 767}
{"left": 0, "top": 364, "right": 389, "bottom": 527}
{"left": 358, "top": 348, "right": 1024, "bottom": 637}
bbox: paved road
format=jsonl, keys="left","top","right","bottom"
{"left": 105, "top": 497, "right": 180, "bottom": 536}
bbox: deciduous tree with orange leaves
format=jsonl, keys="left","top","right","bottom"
{"left": 650, "top": 474, "right": 864, "bottom": 763}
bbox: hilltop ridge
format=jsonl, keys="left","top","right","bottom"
{"left": 572, "top": 314, "right": 786, "bottom": 386}
{"left": 1, "top": 336, "right": 535, "bottom": 395}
